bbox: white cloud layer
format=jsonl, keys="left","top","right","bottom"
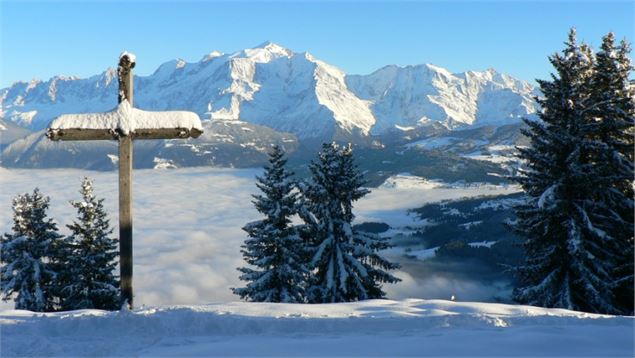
{"left": 0, "top": 168, "right": 518, "bottom": 309}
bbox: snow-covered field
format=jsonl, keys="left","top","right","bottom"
{"left": 0, "top": 168, "right": 520, "bottom": 309}
{"left": 2, "top": 299, "right": 632, "bottom": 357}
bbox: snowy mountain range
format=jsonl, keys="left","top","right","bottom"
{"left": 0, "top": 42, "right": 537, "bottom": 177}
{"left": 0, "top": 42, "right": 538, "bottom": 140}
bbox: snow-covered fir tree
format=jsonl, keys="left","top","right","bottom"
{"left": 586, "top": 33, "right": 635, "bottom": 315}
{"left": 61, "top": 178, "right": 120, "bottom": 310}
{"left": 232, "top": 145, "right": 307, "bottom": 303}
{"left": 513, "top": 29, "right": 632, "bottom": 314}
{"left": 0, "top": 189, "right": 65, "bottom": 311}
{"left": 299, "top": 143, "right": 400, "bottom": 303}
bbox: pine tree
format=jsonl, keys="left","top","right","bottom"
{"left": 232, "top": 145, "right": 307, "bottom": 303}
{"left": 62, "top": 178, "right": 120, "bottom": 310}
{"left": 0, "top": 189, "right": 65, "bottom": 311}
{"left": 513, "top": 29, "right": 630, "bottom": 314}
{"left": 299, "top": 143, "right": 400, "bottom": 303}
{"left": 586, "top": 33, "right": 635, "bottom": 314}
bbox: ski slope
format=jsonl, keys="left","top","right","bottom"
{"left": 1, "top": 299, "right": 632, "bottom": 357}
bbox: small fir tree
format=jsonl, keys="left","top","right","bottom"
{"left": 232, "top": 145, "right": 307, "bottom": 303}
{"left": 0, "top": 189, "right": 65, "bottom": 311}
{"left": 62, "top": 178, "right": 120, "bottom": 310}
{"left": 299, "top": 143, "right": 400, "bottom": 303}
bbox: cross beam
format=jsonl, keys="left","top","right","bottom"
{"left": 47, "top": 127, "right": 202, "bottom": 141}
{"left": 46, "top": 53, "right": 203, "bottom": 309}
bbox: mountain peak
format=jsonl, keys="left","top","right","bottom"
{"left": 202, "top": 50, "right": 224, "bottom": 62}
{"left": 254, "top": 41, "right": 283, "bottom": 49}
{"left": 99, "top": 68, "right": 117, "bottom": 86}
{"left": 423, "top": 63, "right": 453, "bottom": 77}
{"left": 254, "top": 41, "right": 292, "bottom": 56}
{"left": 241, "top": 41, "right": 293, "bottom": 63}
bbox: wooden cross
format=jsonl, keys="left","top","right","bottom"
{"left": 46, "top": 53, "right": 203, "bottom": 309}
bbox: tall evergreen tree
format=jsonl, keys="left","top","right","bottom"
{"left": 586, "top": 33, "right": 635, "bottom": 314}
{"left": 299, "top": 143, "right": 400, "bottom": 303}
{"left": 232, "top": 145, "right": 307, "bottom": 303}
{"left": 513, "top": 29, "right": 631, "bottom": 314}
{"left": 62, "top": 178, "right": 120, "bottom": 310}
{"left": 0, "top": 189, "right": 65, "bottom": 311}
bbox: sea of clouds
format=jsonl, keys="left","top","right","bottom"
{"left": 0, "top": 167, "right": 519, "bottom": 309}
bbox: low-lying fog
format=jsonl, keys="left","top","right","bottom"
{"left": 0, "top": 167, "right": 520, "bottom": 309}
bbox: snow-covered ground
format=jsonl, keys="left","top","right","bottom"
{"left": 0, "top": 168, "right": 521, "bottom": 309}
{"left": 2, "top": 299, "right": 632, "bottom": 357}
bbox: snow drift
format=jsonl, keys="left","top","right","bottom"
{"left": 1, "top": 299, "right": 632, "bottom": 357}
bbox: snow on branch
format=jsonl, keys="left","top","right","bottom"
{"left": 537, "top": 184, "right": 557, "bottom": 209}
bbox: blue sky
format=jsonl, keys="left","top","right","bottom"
{"left": 1, "top": 0, "right": 633, "bottom": 87}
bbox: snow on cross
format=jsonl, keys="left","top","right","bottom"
{"left": 45, "top": 53, "right": 203, "bottom": 309}
{"left": 48, "top": 100, "right": 203, "bottom": 139}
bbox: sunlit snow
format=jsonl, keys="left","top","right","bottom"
{"left": 1, "top": 299, "right": 632, "bottom": 357}
{"left": 48, "top": 100, "right": 202, "bottom": 135}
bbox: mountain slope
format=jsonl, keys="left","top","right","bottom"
{"left": 0, "top": 118, "right": 31, "bottom": 149}
{"left": 346, "top": 65, "right": 538, "bottom": 133}
{"left": 1, "top": 43, "right": 536, "bottom": 140}
{"left": 0, "top": 119, "right": 298, "bottom": 170}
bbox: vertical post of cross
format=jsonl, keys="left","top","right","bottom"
{"left": 118, "top": 54, "right": 135, "bottom": 309}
